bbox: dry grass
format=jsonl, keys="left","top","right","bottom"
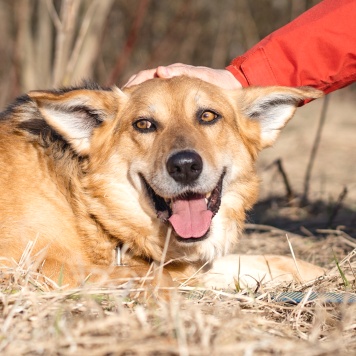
{"left": 1, "top": 63, "right": 355, "bottom": 356}
{"left": 1, "top": 227, "right": 355, "bottom": 355}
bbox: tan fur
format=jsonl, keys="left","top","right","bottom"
{"left": 0, "top": 78, "right": 323, "bottom": 290}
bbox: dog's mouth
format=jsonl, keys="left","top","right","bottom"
{"left": 142, "top": 171, "right": 225, "bottom": 241}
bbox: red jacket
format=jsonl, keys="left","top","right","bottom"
{"left": 227, "top": 0, "right": 356, "bottom": 96}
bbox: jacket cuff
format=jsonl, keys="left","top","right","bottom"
{"left": 225, "top": 64, "right": 249, "bottom": 88}
{"left": 226, "top": 48, "right": 278, "bottom": 87}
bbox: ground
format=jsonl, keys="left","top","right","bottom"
{"left": 0, "top": 88, "right": 355, "bottom": 355}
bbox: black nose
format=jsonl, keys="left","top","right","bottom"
{"left": 166, "top": 150, "right": 203, "bottom": 184}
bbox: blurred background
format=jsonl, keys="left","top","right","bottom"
{"left": 0, "top": 0, "right": 322, "bottom": 106}
{"left": 0, "top": 0, "right": 355, "bottom": 233}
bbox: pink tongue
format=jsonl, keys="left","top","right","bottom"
{"left": 168, "top": 197, "right": 213, "bottom": 238}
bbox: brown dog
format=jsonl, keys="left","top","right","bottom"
{"left": 0, "top": 77, "right": 323, "bottom": 289}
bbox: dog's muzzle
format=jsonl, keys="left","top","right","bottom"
{"left": 142, "top": 151, "right": 225, "bottom": 242}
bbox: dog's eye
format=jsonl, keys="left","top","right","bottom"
{"left": 199, "top": 110, "right": 220, "bottom": 124}
{"left": 133, "top": 119, "right": 157, "bottom": 133}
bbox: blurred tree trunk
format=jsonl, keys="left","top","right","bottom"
{"left": 107, "top": 0, "right": 150, "bottom": 86}
{"left": 62, "top": 0, "right": 115, "bottom": 85}
{"left": 211, "top": 0, "right": 235, "bottom": 68}
{"left": 0, "top": 3, "right": 16, "bottom": 109}
{"left": 144, "top": 1, "right": 191, "bottom": 69}
{"left": 36, "top": 0, "right": 53, "bottom": 88}
{"left": 15, "top": 0, "right": 37, "bottom": 92}
{"left": 52, "top": 0, "right": 82, "bottom": 86}
{"left": 0, "top": 0, "right": 323, "bottom": 105}
{"left": 236, "top": 0, "right": 260, "bottom": 49}
{"left": 13, "top": 0, "right": 114, "bottom": 90}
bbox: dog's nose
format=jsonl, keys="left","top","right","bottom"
{"left": 166, "top": 150, "right": 203, "bottom": 184}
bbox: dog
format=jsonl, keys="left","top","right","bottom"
{"left": 0, "top": 77, "right": 324, "bottom": 291}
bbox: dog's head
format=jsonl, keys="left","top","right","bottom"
{"left": 29, "top": 77, "right": 322, "bottom": 263}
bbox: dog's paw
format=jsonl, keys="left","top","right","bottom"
{"left": 202, "top": 254, "right": 325, "bottom": 290}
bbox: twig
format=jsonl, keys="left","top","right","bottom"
{"left": 347, "top": 260, "right": 356, "bottom": 281}
{"left": 64, "top": 0, "right": 98, "bottom": 84}
{"left": 145, "top": 0, "right": 192, "bottom": 68}
{"left": 45, "top": 0, "right": 62, "bottom": 30}
{"left": 328, "top": 248, "right": 356, "bottom": 275}
{"left": 35, "top": 0, "right": 53, "bottom": 89}
{"left": 285, "top": 234, "right": 303, "bottom": 283}
{"left": 302, "top": 95, "right": 330, "bottom": 203}
{"left": 52, "top": 0, "right": 81, "bottom": 87}
{"left": 327, "top": 186, "right": 348, "bottom": 227}
{"left": 275, "top": 159, "right": 294, "bottom": 201}
{"left": 245, "top": 223, "right": 303, "bottom": 238}
{"left": 15, "top": 0, "right": 36, "bottom": 91}
{"left": 106, "top": 0, "right": 150, "bottom": 85}
{"left": 179, "top": 260, "right": 210, "bottom": 288}
{"left": 66, "top": 0, "right": 114, "bottom": 84}
{"left": 262, "top": 256, "right": 273, "bottom": 282}
{"left": 154, "top": 226, "right": 172, "bottom": 292}
{"left": 338, "top": 231, "right": 356, "bottom": 248}
{"left": 299, "top": 226, "right": 314, "bottom": 237}
{"left": 316, "top": 228, "right": 356, "bottom": 248}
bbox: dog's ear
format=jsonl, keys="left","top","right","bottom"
{"left": 28, "top": 86, "right": 127, "bottom": 155}
{"left": 239, "top": 86, "right": 323, "bottom": 148}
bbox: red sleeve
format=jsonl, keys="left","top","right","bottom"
{"left": 226, "top": 0, "right": 356, "bottom": 95}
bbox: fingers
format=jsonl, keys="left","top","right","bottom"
{"left": 122, "top": 65, "right": 181, "bottom": 88}
{"left": 122, "top": 68, "right": 158, "bottom": 88}
{"left": 157, "top": 63, "right": 194, "bottom": 78}
{"left": 160, "top": 64, "right": 242, "bottom": 90}
{"left": 123, "top": 63, "right": 242, "bottom": 90}
{"left": 156, "top": 63, "right": 206, "bottom": 80}
{"left": 122, "top": 64, "right": 187, "bottom": 88}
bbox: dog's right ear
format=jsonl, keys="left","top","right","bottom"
{"left": 238, "top": 86, "right": 323, "bottom": 148}
{"left": 28, "top": 86, "right": 127, "bottom": 155}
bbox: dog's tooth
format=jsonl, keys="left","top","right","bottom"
{"left": 205, "top": 192, "right": 212, "bottom": 199}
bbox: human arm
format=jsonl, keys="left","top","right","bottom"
{"left": 228, "top": 0, "right": 356, "bottom": 94}
{"left": 124, "top": 0, "right": 356, "bottom": 97}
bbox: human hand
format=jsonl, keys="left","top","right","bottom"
{"left": 123, "top": 63, "right": 242, "bottom": 90}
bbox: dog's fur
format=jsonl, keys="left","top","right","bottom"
{"left": 0, "top": 77, "right": 324, "bottom": 289}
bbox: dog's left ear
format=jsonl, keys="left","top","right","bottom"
{"left": 28, "top": 86, "right": 127, "bottom": 155}
{"left": 239, "top": 86, "right": 323, "bottom": 148}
